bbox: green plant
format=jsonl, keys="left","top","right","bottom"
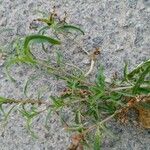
{"left": 0, "top": 8, "right": 150, "bottom": 150}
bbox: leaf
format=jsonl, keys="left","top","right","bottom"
{"left": 123, "top": 61, "right": 129, "bottom": 81}
{"left": 36, "top": 18, "right": 50, "bottom": 24}
{"left": 132, "top": 66, "right": 150, "bottom": 94}
{"left": 66, "top": 124, "right": 84, "bottom": 132}
{"left": 0, "top": 96, "right": 7, "bottom": 104}
{"left": 96, "top": 66, "right": 105, "bottom": 90}
{"left": 3, "top": 105, "right": 16, "bottom": 125}
{"left": 114, "top": 91, "right": 135, "bottom": 97}
{"left": 0, "top": 104, "right": 5, "bottom": 115}
{"left": 57, "top": 24, "right": 85, "bottom": 35}
{"left": 0, "top": 103, "right": 16, "bottom": 127}
{"left": 127, "top": 59, "right": 150, "bottom": 79}
{"left": 55, "top": 50, "right": 63, "bottom": 66}
{"left": 94, "top": 127, "right": 101, "bottom": 150}
{"left": 109, "top": 92, "right": 122, "bottom": 101}
{"left": 5, "top": 57, "right": 20, "bottom": 82}
{"left": 19, "top": 105, "right": 39, "bottom": 138}
{"left": 75, "top": 110, "right": 82, "bottom": 124}
{"left": 41, "top": 43, "right": 48, "bottom": 52}
{"left": 20, "top": 105, "right": 39, "bottom": 119}
{"left": 135, "top": 87, "right": 150, "bottom": 95}
{"left": 45, "top": 108, "right": 52, "bottom": 128}
{"left": 23, "top": 34, "right": 61, "bottom": 60}
{"left": 38, "top": 26, "right": 50, "bottom": 34}
{"left": 50, "top": 96, "right": 64, "bottom": 110}
{"left": 24, "top": 75, "right": 41, "bottom": 97}
{"left": 5, "top": 56, "right": 36, "bottom": 82}
{"left": 26, "top": 118, "right": 38, "bottom": 139}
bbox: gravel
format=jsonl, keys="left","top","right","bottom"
{"left": 0, "top": 0, "right": 150, "bottom": 150}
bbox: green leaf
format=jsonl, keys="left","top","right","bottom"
{"left": 135, "top": 87, "right": 150, "bottom": 95}
{"left": 38, "top": 26, "right": 50, "bottom": 34}
{"left": 127, "top": 59, "right": 150, "bottom": 79}
{"left": 45, "top": 108, "right": 52, "bottom": 128}
{"left": 23, "top": 34, "right": 61, "bottom": 60}
{"left": 57, "top": 24, "right": 85, "bottom": 35}
{"left": 50, "top": 96, "right": 64, "bottom": 110}
{"left": 75, "top": 110, "right": 82, "bottom": 124}
{"left": 114, "top": 91, "right": 135, "bottom": 97}
{"left": 5, "top": 56, "right": 36, "bottom": 82}
{"left": 123, "top": 61, "right": 129, "bottom": 81}
{"left": 26, "top": 118, "right": 38, "bottom": 139}
{"left": 96, "top": 66, "right": 105, "bottom": 89}
{"left": 20, "top": 105, "right": 39, "bottom": 119}
{"left": 3, "top": 105, "right": 16, "bottom": 124}
{"left": 24, "top": 75, "right": 41, "bottom": 97}
{"left": 55, "top": 50, "right": 63, "bottom": 66}
{"left": 109, "top": 92, "right": 122, "bottom": 101}
{"left": 94, "top": 127, "right": 101, "bottom": 150}
{"left": 19, "top": 105, "right": 39, "bottom": 138}
{"left": 5, "top": 57, "right": 20, "bottom": 82}
{"left": 0, "top": 96, "right": 7, "bottom": 104}
{"left": 132, "top": 66, "right": 150, "bottom": 94}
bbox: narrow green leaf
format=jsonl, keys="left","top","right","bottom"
{"left": 24, "top": 75, "right": 40, "bottom": 97}
{"left": 4, "top": 105, "right": 16, "bottom": 123}
{"left": 0, "top": 104, "right": 5, "bottom": 115}
{"left": 75, "top": 110, "right": 81, "bottom": 124}
{"left": 58, "top": 24, "right": 85, "bottom": 35}
{"left": 133, "top": 66, "right": 150, "bottom": 94}
{"left": 94, "top": 127, "right": 101, "bottom": 150}
{"left": 26, "top": 118, "right": 38, "bottom": 139}
{"left": 5, "top": 56, "right": 36, "bottom": 82}
{"left": 55, "top": 50, "right": 63, "bottom": 66}
{"left": 45, "top": 108, "right": 52, "bottom": 128}
{"left": 114, "top": 91, "right": 135, "bottom": 97}
{"left": 0, "top": 96, "right": 7, "bottom": 104}
{"left": 123, "top": 61, "right": 129, "bottom": 81}
{"left": 23, "top": 34, "right": 61, "bottom": 60}
{"left": 50, "top": 96, "right": 64, "bottom": 109}
{"left": 127, "top": 59, "right": 150, "bottom": 79}
{"left": 95, "top": 66, "right": 105, "bottom": 93}
{"left": 135, "top": 87, "right": 150, "bottom": 95}
{"left": 38, "top": 26, "right": 50, "bottom": 34}
{"left": 5, "top": 57, "right": 20, "bottom": 82}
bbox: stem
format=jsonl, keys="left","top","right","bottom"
{"left": 85, "top": 60, "right": 95, "bottom": 77}
{"left": 37, "top": 60, "right": 84, "bottom": 81}
{"left": 111, "top": 84, "right": 149, "bottom": 92}
{"left": 83, "top": 109, "right": 121, "bottom": 135}
{"left": 65, "top": 63, "right": 84, "bottom": 74}
{"left": 111, "top": 86, "right": 133, "bottom": 91}
{"left": 2, "top": 98, "right": 50, "bottom": 105}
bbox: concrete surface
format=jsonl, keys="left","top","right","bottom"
{"left": 0, "top": 0, "right": 150, "bottom": 150}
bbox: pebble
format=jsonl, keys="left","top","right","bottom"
{"left": 82, "top": 57, "right": 90, "bottom": 65}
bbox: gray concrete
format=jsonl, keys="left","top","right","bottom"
{"left": 0, "top": 0, "right": 150, "bottom": 149}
